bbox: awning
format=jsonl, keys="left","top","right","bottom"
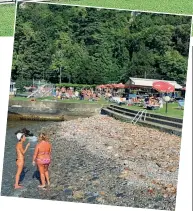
{"left": 126, "top": 78, "right": 182, "bottom": 89}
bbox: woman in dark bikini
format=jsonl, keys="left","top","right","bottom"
{"left": 32, "top": 133, "right": 52, "bottom": 189}
{"left": 15, "top": 133, "right": 30, "bottom": 189}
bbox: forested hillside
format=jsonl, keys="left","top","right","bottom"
{"left": 12, "top": 3, "right": 192, "bottom": 86}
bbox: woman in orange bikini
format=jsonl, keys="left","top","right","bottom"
{"left": 32, "top": 133, "right": 52, "bottom": 189}
{"left": 15, "top": 133, "right": 30, "bottom": 189}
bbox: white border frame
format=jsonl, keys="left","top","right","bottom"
{"left": 0, "top": 2, "right": 192, "bottom": 211}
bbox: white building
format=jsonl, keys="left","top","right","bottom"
{"left": 125, "top": 77, "right": 182, "bottom": 90}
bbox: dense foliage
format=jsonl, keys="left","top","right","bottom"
{"left": 56, "top": 83, "right": 96, "bottom": 89}
{"left": 12, "top": 3, "right": 191, "bottom": 86}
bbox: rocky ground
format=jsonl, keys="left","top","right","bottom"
{"left": 16, "top": 115, "right": 180, "bottom": 210}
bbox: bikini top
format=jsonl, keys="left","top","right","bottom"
{"left": 38, "top": 151, "right": 50, "bottom": 155}
{"left": 37, "top": 141, "right": 51, "bottom": 156}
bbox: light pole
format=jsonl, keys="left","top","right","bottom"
{"left": 163, "top": 96, "right": 170, "bottom": 113}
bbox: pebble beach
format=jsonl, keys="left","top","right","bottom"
{"left": 16, "top": 114, "right": 181, "bottom": 210}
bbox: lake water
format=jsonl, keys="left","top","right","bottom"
{"left": 0, "top": 120, "right": 56, "bottom": 196}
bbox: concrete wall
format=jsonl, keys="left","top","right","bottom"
{"left": 8, "top": 100, "right": 102, "bottom": 116}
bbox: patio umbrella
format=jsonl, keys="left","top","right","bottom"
{"left": 111, "top": 84, "right": 118, "bottom": 88}
{"left": 124, "top": 85, "right": 130, "bottom": 88}
{"left": 105, "top": 84, "right": 111, "bottom": 87}
{"left": 152, "top": 81, "right": 175, "bottom": 93}
{"left": 100, "top": 85, "right": 106, "bottom": 89}
{"left": 111, "top": 84, "right": 117, "bottom": 88}
{"left": 152, "top": 81, "right": 175, "bottom": 113}
{"left": 116, "top": 83, "right": 125, "bottom": 89}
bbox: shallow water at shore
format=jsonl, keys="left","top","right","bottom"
{"left": 1, "top": 115, "right": 88, "bottom": 196}
{"left": 0, "top": 120, "right": 54, "bottom": 196}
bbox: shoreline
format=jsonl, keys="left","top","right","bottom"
{"left": 7, "top": 114, "right": 180, "bottom": 210}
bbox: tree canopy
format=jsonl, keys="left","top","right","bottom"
{"left": 12, "top": 3, "right": 192, "bottom": 87}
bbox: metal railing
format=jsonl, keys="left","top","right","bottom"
{"left": 27, "top": 84, "right": 54, "bottom": 98}
{"left": 132, "top": 109, "right": 147, "bottom": 125}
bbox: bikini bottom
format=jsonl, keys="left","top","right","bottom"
{"left": 36, "top": 158, "right": 51, "bottom": 165}
{"left": 16, "top": 159, "right": 24, "bottom": 166}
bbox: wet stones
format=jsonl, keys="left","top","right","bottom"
{"left": 87, "top": 196, "right": 97, "bottom": 202}
{"left": 73, "top": 191, "right": 84, "bottom": 200}
{"left": 92, "top": 180, "right": 100, "bottom": 187}
{"left": 118, "top": 169, "right": 129, "bottom": 179}
{"left": 50, "top": 193, "right": 59, "bottom": 200}
{"left": 64, "top": 188, "right": 73, "bottom": 196}
{"left": 115, "top": 192, "right": 125, "bottom": 198}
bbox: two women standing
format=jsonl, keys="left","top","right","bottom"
{"left": 15, "top": 132, "right": 52, "bottom": 189}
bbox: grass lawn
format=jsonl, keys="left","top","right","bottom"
{"left": 58, "top": 0, "right": 193, "bottom": 15}
{"left": 10, "top": 96, "right": 111, "bottom": 105}
{"left": 0, "top": 4, "right": 15, "bottom": 36}
{"left": 122, "top": 102, "right": 184, "bottom": 119}
{"left": 0, "top": 0, "right": 193, "bottom": 36}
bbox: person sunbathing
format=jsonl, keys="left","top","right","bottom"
{"left": 32, "top": 133, "right": 52, "bottom": 189}
{"left": 14, "top": 133, "right": 30, "bottom": 189}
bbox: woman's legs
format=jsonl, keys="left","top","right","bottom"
{"left": 37, "top": 164, "right": 46, "bottom": 188}
{"left": 14, "top": 161, "right": 24, "bottom": 189}
{"left": 44, "top": 165, "right": 50, "bottom": 186}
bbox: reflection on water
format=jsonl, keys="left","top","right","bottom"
{"left": 27, "top": 136, "right": 38, "bottom": 142}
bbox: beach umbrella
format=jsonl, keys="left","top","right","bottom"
{"left": 111, "top": 84, "right": 118, "bottom": 88}
{"left": 105, "top": 84, "right": 111, "bottom": 87}
{"left": 100, "top": 85, "right": 106, "bottom": 89}
{"left": 124, "top": 85, "right": 130, "bottom": 88}
{"left": 152, "top": 81, "right": 175, "bottom": 93}
{"left": 152, "top": 81, "right": 175, "bottom": 113}
{"left": 106, "top": 84, "right": 114, "bottom": 88}
{"left": 116, "top": 83, "right": 125, "bottom": 89}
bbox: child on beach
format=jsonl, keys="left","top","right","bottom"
{"left": 32, "top": 133, "right": 52, "bottom": 189}
{"left": 14, "top": 133, "right": 30, "bottom": 189}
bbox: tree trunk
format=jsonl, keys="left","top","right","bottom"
{"left": 59, "top": 67, "right": 62, "bottom": 84}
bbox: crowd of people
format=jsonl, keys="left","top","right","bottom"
{"left": 53, "top": 86, "right": 166, "bottom": 110}
{"left": 143, "top": 96, "right": 164, "bottom": 109}
{"left": 54, "top": 87, "right": 103, "bottom": 101}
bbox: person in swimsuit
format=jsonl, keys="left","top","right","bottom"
{"left": 32, "top": 133, "right": 52, "bottom": 189}
{"left": 14, "top": 133, "right": 30, "bottom": 189}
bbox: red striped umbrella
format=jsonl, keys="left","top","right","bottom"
{"left": 152, "top": 81, "right": 175, "bottom": 93}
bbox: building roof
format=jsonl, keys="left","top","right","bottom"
{"left": 126, "top": 77, "right": 182, "bottom": 89}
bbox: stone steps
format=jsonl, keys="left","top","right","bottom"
{"left": 107, "top": 105, "right": 182, "bottom": 129}
{"left": 101, "top": 106, "right": 182, "bottom": 136}
{"left": 110, "top": 105, "right": 183, "bottom": 123}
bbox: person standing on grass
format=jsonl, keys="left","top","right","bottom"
{"left": 14, "top": 133, "right": 30, "bottom": 189}
{"left": 32, "top": 133, "right": 52, "bottom": 189}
